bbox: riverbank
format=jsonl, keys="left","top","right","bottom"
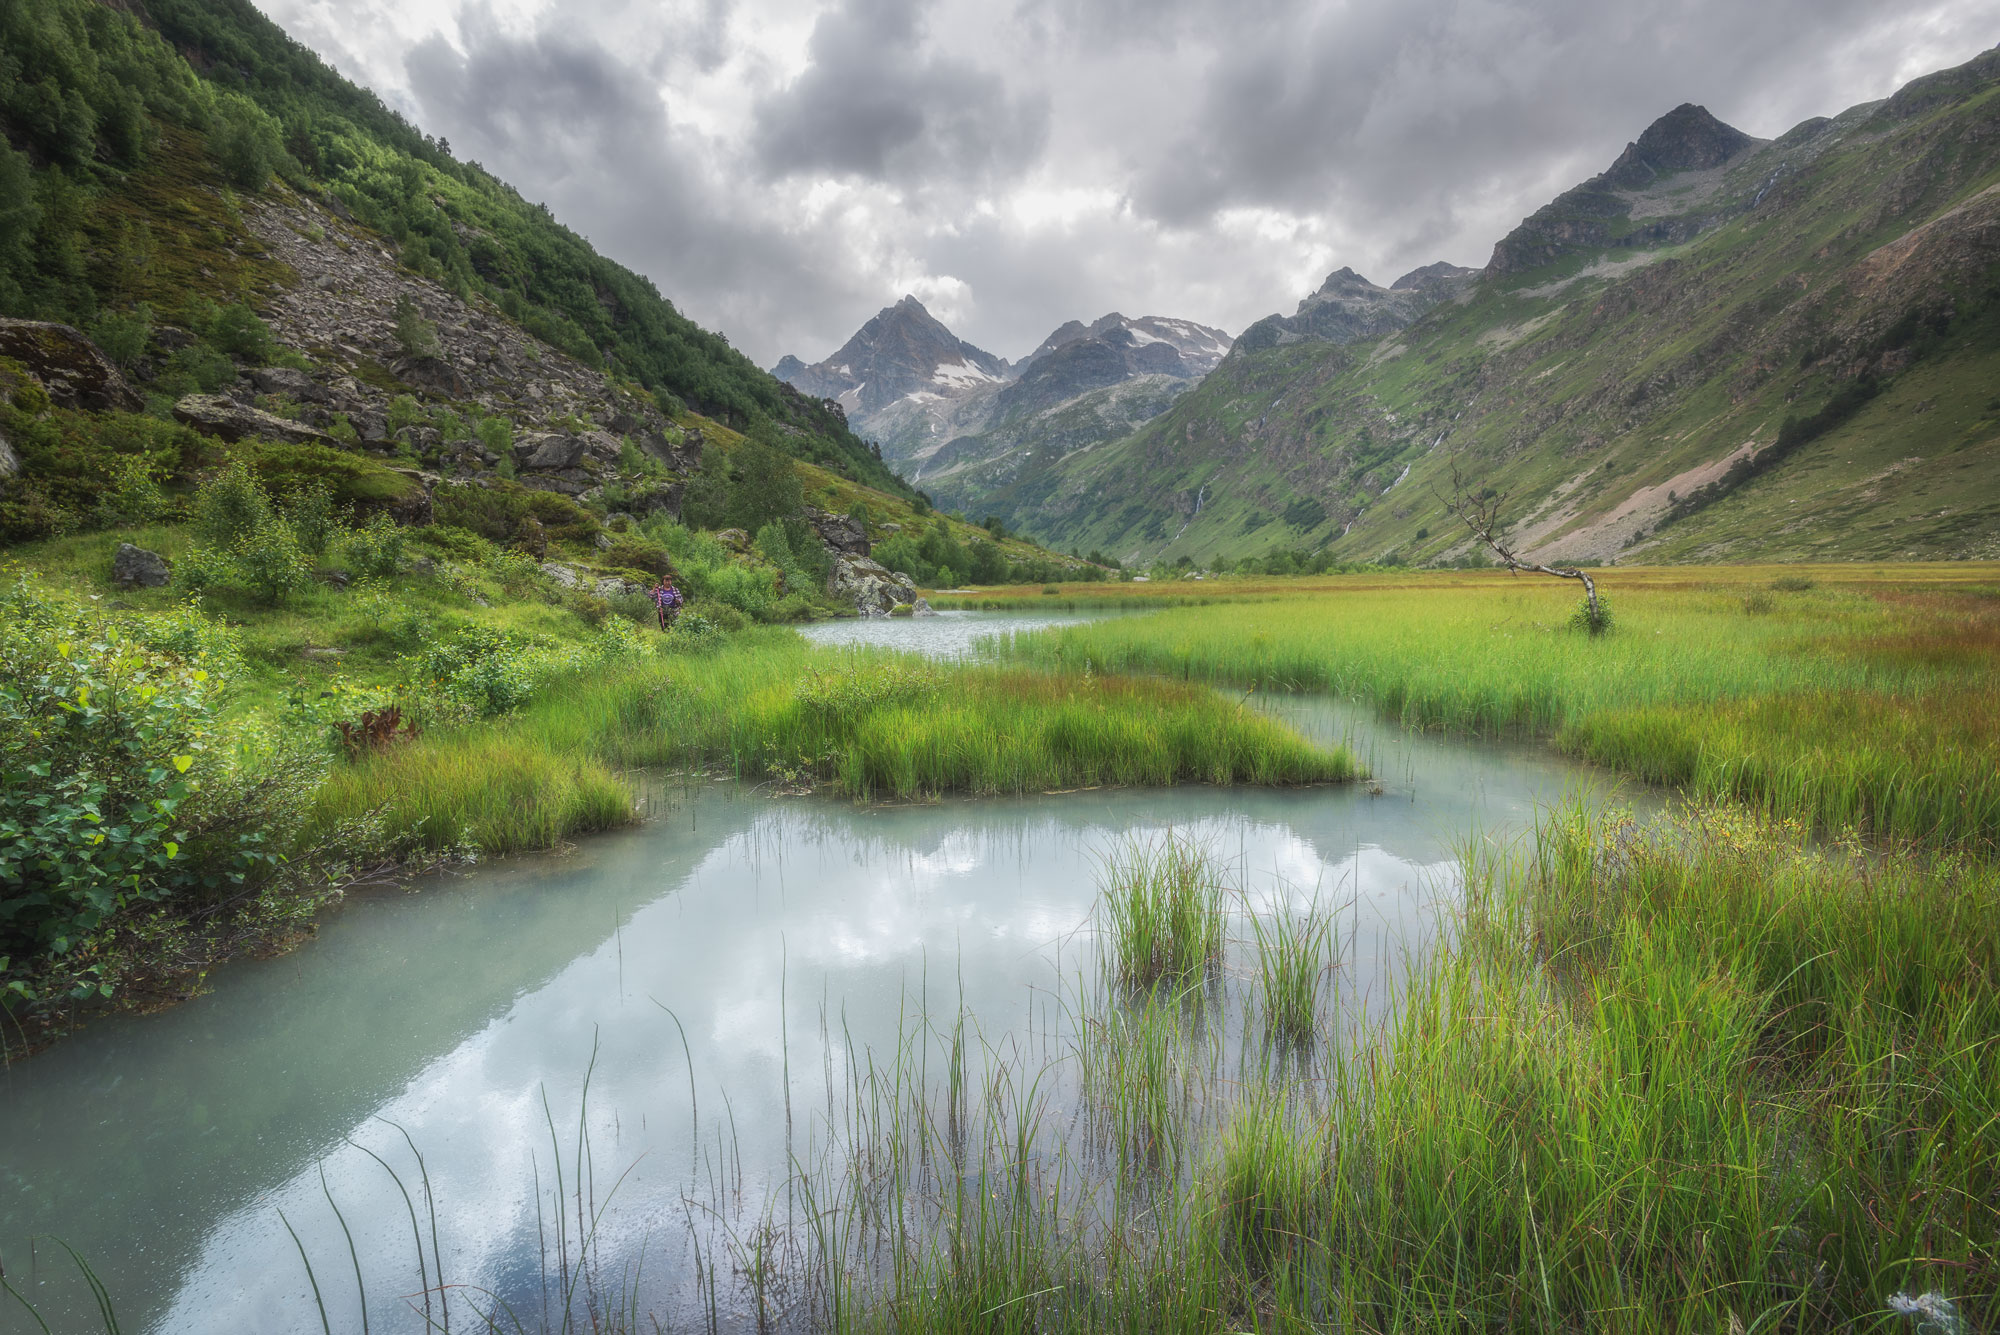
{"left": 996, "top": 564, "right": 2000, "bottom": 852}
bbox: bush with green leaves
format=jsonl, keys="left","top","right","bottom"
{"left": 0, "top": 578, "right": 284, "bottom": 1010}
{"left": 392, "top": 294, "right": 440, "bottom": 360}
{"left": 342, "top": 511, "right": 407, "bottom": 578}
{"left": 1567, "top": 592, "right": 1615, "bottom": 636}
{"left": 284, "top": 482, "right": 338, "bottom": 557}
{"left": 180, "top": 463, "right": 315, "bottom": 603}
{"left": 406, "top": 627, "right": 545, "bottom": 718}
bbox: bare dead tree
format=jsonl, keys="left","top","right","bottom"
{"left": 1436, "top": 463, "right": 1607, "bottom": 632}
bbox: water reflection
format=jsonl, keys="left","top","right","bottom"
{"left": 1, "top": 690, "right": 1643, "bottom": 1333}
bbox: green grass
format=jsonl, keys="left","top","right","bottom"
{"left": 1249, "top": 902, "right": 1335, "bottom": 1047}
{"left": 999, "top": 567, "right": 2000, "bottom": 852}
{"left": 313, "top": 633, "right": 1359, "bottom": 853}
{"left": 818, "top": 802, "right": 1998, "bottom": 1334}
{"left": 1097, "top": 833, "right": 1229, "bottom": 990}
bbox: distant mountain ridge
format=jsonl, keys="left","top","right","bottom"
{"left": 772, "top": 296, "right": 1008, "bottom": 420}
{"left": 1236, "top": 264, "right": 1478, "bottom": 353}
{"left": 774, "top": 302, "right": 1234, "bottom": 515}
{"left": 972, "top": 47, "right": 2000, "bottom": 565}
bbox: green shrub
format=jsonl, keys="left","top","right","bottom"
{"left": 0, "top": 579, "right": 284, "bottom": 1009}
{"left": 407, "top": 627, "right": 541, "bottom": 718}
{"left": 393, "top": 295, "right": 440, "bottom": 360}
{"left": 192, "top": 460, "right": 272, "bottom": 548}
{"left": 1566, "top": 592, "right": 1614, "bottom": 636}
{"left": 95, "top": 454, "right": 166, "bottom": 527}
{"left": 284, "top": 481, "right": 338, "bottom": 557}
{"left": 600, "top": 537, "right": 675, "bottom": 577}
{"left": 89, "top": 305, "right": 152, "bottom": 370}
{"left": 204, "top": 303, "right": 273, "bottom": 363}
{"left": 342, "top": 511, "right": 406, "bottom": 578}
{"left": 156, "top": 343, "right": 237, "bottom": 396}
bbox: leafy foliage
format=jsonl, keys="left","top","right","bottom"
{"left": 0, "top": 576, "right": 292, "bottom": 1009}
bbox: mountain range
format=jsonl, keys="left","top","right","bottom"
{"left": 951, "top": 54, "right": 2000, "bottom": 565}
{"left": 774, "top": 264, "right": 1481, "bottom": 521}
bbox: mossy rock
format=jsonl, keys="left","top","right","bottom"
{"left": 245, "top": 440, "right": 428, "bottom": 520}
{"left": 888, "top": 602, "right": 915, "bottom": 617}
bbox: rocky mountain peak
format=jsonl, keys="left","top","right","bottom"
{"left": 1390, "top": 261, "right": 1480, "bottom": 296}
{"left": 774, "top": 296, "right": 1008, "bottom": 423}
{"left": 1602, "top": 103, "right": 1755, "bottom": 189}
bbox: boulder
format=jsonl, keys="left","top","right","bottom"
{"left": 173, "top": 395, "right": 334, "bottom": 446}
{"left": 594, "top": 576, "right": 644, "bottom": 598}
{"left": 541, "top": 561, "right": 584, "bottom": 590}
{"left": 0, "top": 319, "right": 144, "bottom": 412}
{"left": 715, "top": 528, "right": 751, "bottom": 553}
{"left": 803, "top": 506, "right": 870, "bottom": 557}
{"left": 579, "top": 429, "right": 624, "bottom": 462}
{"left": 113, "top": 543, "right": 171, "bottom": 589}
{"left": 383, "top": 469, "right": 437, "bottom": 525}
{"left": 394, "top": 355, "right": 474, "bottom": 398}
{"left": 0, "top": 428, "right": 17, "bottom": 485}
{"left": 249, "top": 366, "right": 329, "bottom": 402}
{"left": 912, "top": 597, "right": 937, "bottom": 617}
{"left": 828, "top": 554, "right": 918, "bottom": 616}
{"left": 348, "top": 407, "right": 390, "bottom": 443}
{"left": 516, "top": 433, "right": 585, "bottom": 470}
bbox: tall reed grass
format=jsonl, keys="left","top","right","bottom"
{"left": 1001, "top": 577, "right": 2000, "bottom": 851}
{"left": 313, "top": 632, "right": 1359, "bottom": 854}
{"left": 818, "top": 803, "right": 1998, "bottom": 1333}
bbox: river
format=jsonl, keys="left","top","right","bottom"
{"left": 0, "top": 612, "right": 1640, "bottom": 1333}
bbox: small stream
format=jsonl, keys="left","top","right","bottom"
{"left": 0, "top": 613, "right": 1647, "bottom": 1333}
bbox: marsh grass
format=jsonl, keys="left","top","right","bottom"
{"left": 315, "top": 636, "right": 1358, "bottom": 854}
{"left": 1248, "top": 902, "right": 1335, "bottom": 1047}
{"left": 1001, "top": 570, "right": 2000, "bottom": 852}
{"left": 1097, "top": 833, "right": 1227, "bottom": 990}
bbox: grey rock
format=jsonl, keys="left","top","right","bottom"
{"left": 0, "top": 429, "right": 17, "bottom": 483}
{"left": 827, "top": 554, "right": 918, "bottom": 616}
{"left": 541, "top": 561, "right": 584, "bottom": 590}
{"left": 349, "top": 408, "right": 389, "bottom": 443}
{"left": 803, "top": 506, "right": 870, "bottom": 557}
{"left": 594, "top": 532, "right": 614, "bottom": 550}
{"left": 580, "top": 430, "right": 623, "bottom": 461}
{"left": 394, "top": 355, "right": 474, "bottom": 398}
{"left": 173, "top": 395, "right": 334, "bottom": 446}
{"left": 518, "top": 433, "right": 585, "bottom": 470}
{"left": 250, "top": 366, "right": 329, "bottom": 402}
{"left": 0, "top": 319, "right": 145, "bottom": 412}
{"left": 594, "top": 576, "right": 643, "bottom": 598}
{"left": 113, "top": 543, "right": 171, "bottom": 589}
{"left": 912, "top": 597, "right": 937, "bottom": 617}
{"left": 318, "top": 569, "right": 352, "bottom": 588}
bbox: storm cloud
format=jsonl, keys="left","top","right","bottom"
{"left": 261, "top": 0, "right": 2000, "bottom": 368}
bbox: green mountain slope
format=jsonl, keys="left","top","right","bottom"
{"left": 0, "top": 0, "right": 904, "bottom": 493}
{"left": 990, "top": 49, "right": 2000, "bottom": 567}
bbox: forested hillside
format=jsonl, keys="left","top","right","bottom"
{"left": 0, "top": 0, "right": 902, "bottom": 491}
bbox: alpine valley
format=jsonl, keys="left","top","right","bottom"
{"left": 788, "top": 49, "right": 2000, "bottom": 568}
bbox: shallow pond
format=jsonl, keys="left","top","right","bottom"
{"left": 0, "top": 616, "right": 1646, "bottom": 1333}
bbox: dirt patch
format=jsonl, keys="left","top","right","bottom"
{"left": 1526, "top": 440, "right": 1758, "bottom": 563}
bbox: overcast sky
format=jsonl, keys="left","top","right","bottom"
{"left": 261, "top": 0, "right": 1999, "bottom": 367}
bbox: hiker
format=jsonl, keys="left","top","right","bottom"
{"left": 652, "top": 577, "right": 684, "bottom": 630}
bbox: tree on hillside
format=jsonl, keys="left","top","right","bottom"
{"left": 724, "top": 435, "right": 803, "bottom": 533}
{"left": 1438, "top": 463, "right": 1609, "bottom": 633}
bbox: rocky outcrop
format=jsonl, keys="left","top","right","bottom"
{"left": 0, "top": 320, "right": 144, "bottom": 412}
{"left": 803, "top": 506, "right": 870, "bottom": 557}
{"left": 113, "top": 543, "right": 171, "bottom": 588}
{"left": 827, "top": 554, "right": 918, "bottom": 616}
{"left": 0, "top": 429, "right": 17, "bottom": 486}
{"left": 172, "top": 395, "right": 334, "bottom": 446}
{"left": 1235, "top": 265, "right": 1475, "bottom": 353}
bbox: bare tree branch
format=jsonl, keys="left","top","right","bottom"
{"left": 1434, "top": 462, "right": 1606, "bottom": 631}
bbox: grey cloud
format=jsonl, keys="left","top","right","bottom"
{"left": 401, "top": 10, "right": 875, "bottom": 366}
{"left": 1121, "top": 0, "right": 1988, "bottom": 243}
{"left": 751, "top": 0, "right": 1050, "bottom": 188}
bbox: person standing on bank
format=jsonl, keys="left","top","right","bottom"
{"left": 652, "top": 577, "right": 684, "bottom": 630}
